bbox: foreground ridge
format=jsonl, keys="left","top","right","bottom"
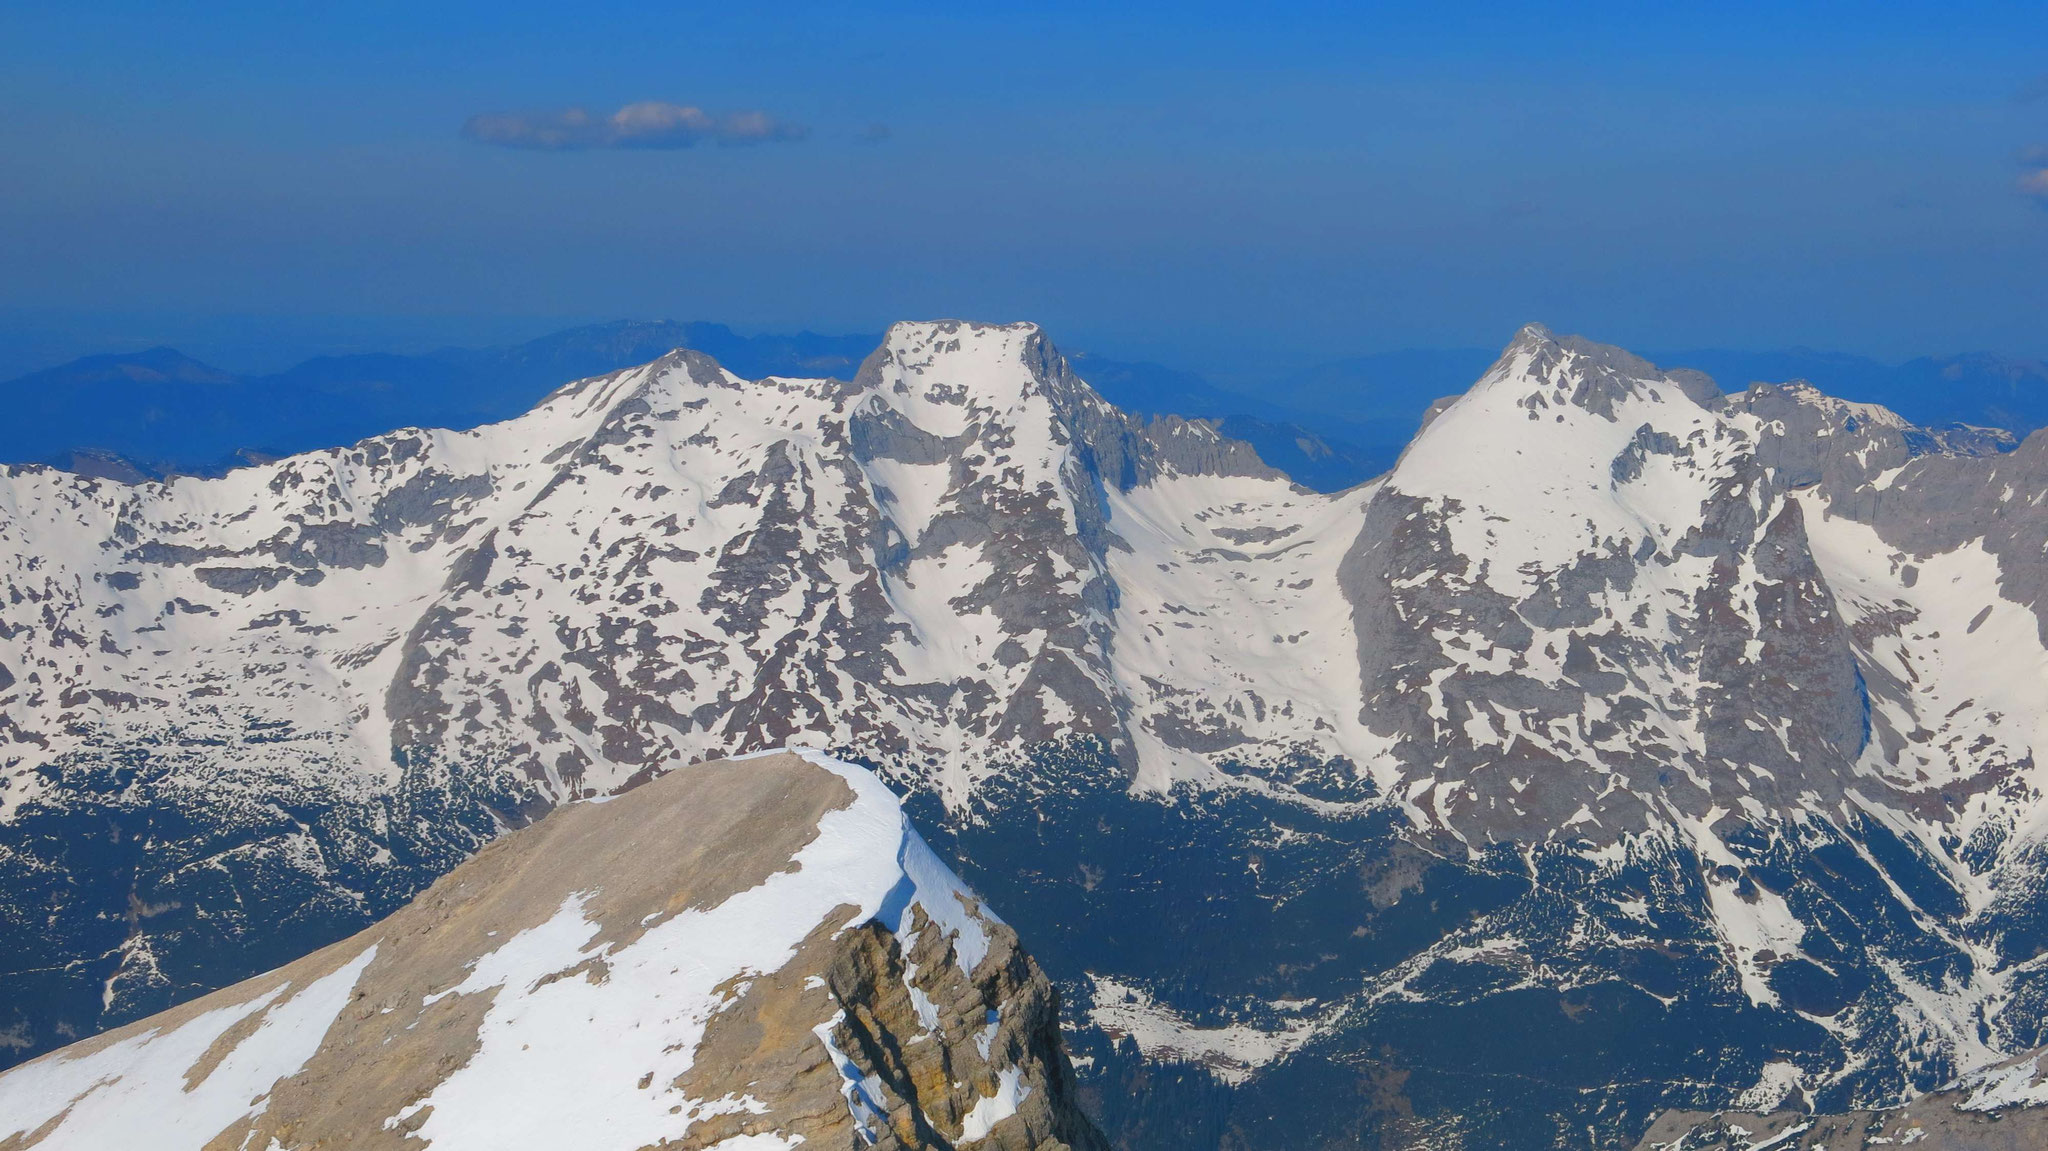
{"left": 0, "top": 748, "right": 1106, "bottom": 1151}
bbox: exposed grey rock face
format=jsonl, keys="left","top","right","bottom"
{"left": 7, "top": 319, "right": 2048, "bottom": 1150}
{"left": 1339, "top": 323, "right": 1870, "bottom": 844}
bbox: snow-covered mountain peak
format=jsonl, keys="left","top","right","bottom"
{"left": 844, "top": 320, "right": 1092, "bottom": 463}
{"left": 1384, "top": 327, "right": 1754, "bottom": 604}
{"left": 847, "top": 319, "right": 1147, "bottom": 507}
{"left": 863, "top": 320, "right": 1054, "bottom": 410}
{"left": 1475, "top": 323, "right": 1720, "bottom": 419}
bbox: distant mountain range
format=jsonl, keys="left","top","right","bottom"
{"left": 1660, "top": 348, "right": 2048, "bottom": 433}
{"left": 1245, "top": 345, "right": 2048, "bottom": 462}
{"left": 9, "top": 319, "right": 2048, "bottom": 1148}
{"left": 3, "top": 322, "right": 2044, "bottom": 496}
{"left": 0, "top": 322, "right": 877, "bottom": 480}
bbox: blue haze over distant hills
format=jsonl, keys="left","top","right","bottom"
{"left": 4, "top": 322, "right": 2044, "bottom": 493}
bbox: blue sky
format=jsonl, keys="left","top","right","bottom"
{"left": 3, "top": 1, "right": 2046, "bottom": 375}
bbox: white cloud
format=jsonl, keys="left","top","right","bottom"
{"left": 462, "top": 102, "right": 808, "bottom": 150}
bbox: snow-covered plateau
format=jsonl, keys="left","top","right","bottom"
{"left": 5, "top": 319, "right": 2048, "bottom": 1149}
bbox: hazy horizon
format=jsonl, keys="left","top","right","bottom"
{"left": 4, "top": 307, "right": 2044, "bottom": 392}
{"left": 6, "top": 2, "right": 2047, "bottom": 379}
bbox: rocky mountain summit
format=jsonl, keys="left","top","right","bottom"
{"left": 0, "top": 749, "right": 1105, "bottom": 1151}
{"left": 4, "top": 319, "right": 2048, "bottom": 1148}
